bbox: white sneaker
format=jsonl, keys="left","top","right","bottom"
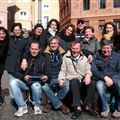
{"left": 112, "top": 110, "right": 120, "bottom": 118}
{"left": 101, "top": 109, "right": 110, "bottom": 117}
{"left": 14, "top": 105, "right": 28, "bottom": 117}
{"left": 34, "top": 106, "right": 42, "bottom": 115}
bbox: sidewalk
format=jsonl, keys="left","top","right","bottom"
{"left": 0, "top": 71, "right": 113, "bottom": 120}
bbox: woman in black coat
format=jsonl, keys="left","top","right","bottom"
{"left": 59, "top": 24, "right": 76, "bottom": 52}
{"left": 6, "top": 23, "right": 29, "bottom": 101}
{"left": 102, "top": 21, "right": 120, "bottom": 53}
{"left": 39, "top": 19, "right": 60, "bottom": 51}
{"left": 0, "top": 27, "right": 9, "bottom": 107}
{"left": 60, "top": 24, "right": 94, "bottom": 63}
{"left": 28, "top": 23, "right": 44, "bottom": 43}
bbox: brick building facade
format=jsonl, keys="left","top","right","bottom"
{"left": 59, "top": 0, "right": 120, "bottom": 39}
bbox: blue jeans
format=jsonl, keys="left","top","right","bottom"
{"left": 112, "top": 74, "right": 120, "bottom": 96}
{"left": 111, "top": 74, "right": 120, "bottom": 111}
{"left": 8, "top": 74, "right": 42, "bottom": 107}
{"left": 96, "top": 80, "right": 109, "bottom": 111}
{"left": 42, "top": 78, "right": 69, "bottom": 109}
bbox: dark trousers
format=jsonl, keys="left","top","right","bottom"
{"left": 81, "top": 80, "right": 96, "bottom": 108}
{"left": 0, "top": 73, "right": 3, "bottom": 100}
{"left": 70, "top": 79, "right": 81, "bottom": 108}
{"left": 70, "top": 79, "right": 96, "bottom": 108}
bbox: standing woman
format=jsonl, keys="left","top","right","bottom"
{"left": 102, "top": 21, "right": 120, "bottom": 53}
{"left": 39, "top": 19, "right": 60, "bottom": 51}
{"left": 28, "top": 23, "right": 44, "bottom": 42}
{"left": 81, "top": 26, "right": 100, "bottom": 55}
{"left": 0, "top": 27, "right": 9, "bottom": 107}
{"left": 59, "top": 24, "right": 75, "bottom": 52}
{"left": 102, "top": 21, "right": 118, "bottom": 41}
{"left": 6, "top": 23, "right": 29, "bottom": 100}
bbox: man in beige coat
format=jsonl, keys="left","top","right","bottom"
{"left": 58, "top": 40, "right": 97, "bottom": 119}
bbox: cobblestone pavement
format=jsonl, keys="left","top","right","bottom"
{"left": 0, "top": 71, "right": 118, "bottom": 120}
{"left": 0, "top": 97, "right": 114, "bottom": 120}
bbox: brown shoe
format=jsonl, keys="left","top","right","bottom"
{"left": 60, "top": 104, "right": 70, "bottom": 114}
{"left": 43, "top": 103, "right": 52, "bottom": 113}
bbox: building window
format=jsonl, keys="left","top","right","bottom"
{"left": 83, "top": 0, "right": 90, "bottom": 10}
{"left": 20, "top": 11, "right": 27, "bottom": 19}
{"left": 113, "top": 0, "right": 120, "bottom": 7}
{"left": 99, "top": 0, "right": 106, "bottom": 9}
{"left": 20, "top": 12, "right": 26, "bottom": 16}
{"left": 114, "top": 19, "right": 120, "bottom": 29}
{"left": 19, "top": 0, "right": 28, "bottom": 2}
{"left": 43, "top": 4, "right": 49, "bottom": 10}
{"left": 43, "top": 16, "right": 49, "bottom": 28}
{"left": 44, "top": 16, "right": 49, "bottom": 23}
{"left": 44, "top": 4, "right": 49, "bottom": 8}
{"left": 98, "top": 20, "right": 105, "bottom": 30}
{"left": 85, "top": 21, "right": 89, "bottom": 26}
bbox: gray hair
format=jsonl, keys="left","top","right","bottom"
{"left": 47, "top": 36, "right": 60, "bottom": 45}
{"left": 100, "top": 38, "right": 113, "bottom": 48}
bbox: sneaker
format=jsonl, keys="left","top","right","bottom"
{"left": 112, "top": 110, "right": 120, "bottom": 118}
{"left": 34, "top": 106, "right": 42, "bottom": 115}
{"left": 101, "top": 109, "right": 110, "bottom": 117}
{"left": 60, "top": 104, "right": 70, "bottom": 114}
{"left": 14, "top": 105, "right": 28, "bottom": 117}
{"left": 43, "top": 103, "right": 52, "bottom": 113}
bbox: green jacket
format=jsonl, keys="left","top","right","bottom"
{"left": 81, "top": 36, "right": 100, "bottom": 55}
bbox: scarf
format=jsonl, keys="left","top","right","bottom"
{"left": 48, "top": 28, "right": 56, "bottom": 36}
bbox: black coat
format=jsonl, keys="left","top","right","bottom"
{"left": 14, "top": 52, "right": 51, "bottom": 84}
{"left": 39, "top": 29, "right": 60, "bottom": 51}
{"left": 28, "top": 32, "right": 41, "bottom": 43}
{"left": 6, "top": 35, "right": 29, "bottom": 75}
{"left": 113, "top": 34, "right": 120, "bottom": 53}
{"left": 59, "top": 31, "right": 75, "bottom": 52}
{"left": 0, "top": 38, "right": 9, "bottom": 74}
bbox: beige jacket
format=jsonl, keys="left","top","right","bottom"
{"left": 58, "top": 50, "right": 92, "bottom": 82}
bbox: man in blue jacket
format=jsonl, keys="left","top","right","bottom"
{"left": 92, "top": 39, "right": 120, "bottom": 118}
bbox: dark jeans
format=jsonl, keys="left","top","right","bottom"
{"left": 70, "top": 79, "right": 96, "bottom": 108}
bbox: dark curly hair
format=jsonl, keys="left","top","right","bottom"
{"left": 102, "top": 21, "right": 118, "bottom": 37}
{"left": 47, "top": 19, "right": 60, "bottom": 31}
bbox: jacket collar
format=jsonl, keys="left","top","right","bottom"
{"left": 44, "top": 46, "right": 65, "bottom": 55}
{"left": 66, "top": 50, "right": 84, "bottom": 59}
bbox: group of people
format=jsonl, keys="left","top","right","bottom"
{"left": 0, "top": 18, "right": 120, "bottom": 119}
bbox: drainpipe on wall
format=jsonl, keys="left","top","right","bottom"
{"left": 38, "top": 0, "right": 42, "bottom": 23}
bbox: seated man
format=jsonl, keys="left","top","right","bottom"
{"left": 92, "top": 39, "right": 120, "bottom": 118}
{"left": 58, "top": 40, "right": 95, "bottom": 119}
{"left": 42, "top": 36, "right": 70, "bottom": 114}
{"left": 9, "top": 41, "right": 51, "bottom": 117}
